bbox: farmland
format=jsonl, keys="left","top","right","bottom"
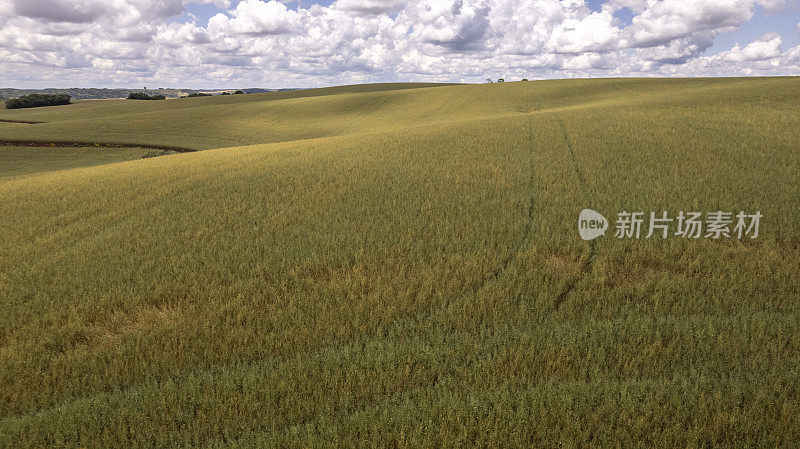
{"left": 0, "top": 145, "right": 168, "bottom": 179}
{"left": 1, "top": 78, "right": 799, "bottom": 446}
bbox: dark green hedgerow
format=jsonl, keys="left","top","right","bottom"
{"left": 5, "top": 94, "right": 71, "bottom": 109}
{"left": 127, "top": 92, "right": 166, "bottom": 100}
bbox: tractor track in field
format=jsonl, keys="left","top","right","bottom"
{"left": 477, "top": 106, "right": 596, "bottom": 312}
{"left": 551, "top": 113, "right": 596, "bottom": 312}
{"left": 0, "top": 139, "right": 197, "bottom": 153}
{"left": 231, "top": 106, "right": 546, "bottom": 438}
{"left": 471, "top": 104, "right": 540, "bottom": 293}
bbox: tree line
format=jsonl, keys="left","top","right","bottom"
{"left": 5, "top": 94, "right": 71, "bottom": 109}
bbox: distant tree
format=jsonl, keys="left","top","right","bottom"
{"left": 127, "top": 92, "right": 165, "bottom": 100}
{"left": 485, "top": 78, "right": 493, "bottom": 83}
{"left": 2, "top": 88, "right": 186, "bottom": 100}
{"left": 221, "top": 92, "right": 231, "bottom": 95}
{"left": 497, "top": 78, "right": 505, "bottom": 83}
{"left": 186, "top": 92, "right": 212, "bottom": 98}
{"left": 5, "top": 94, "right": 71, "bottom": 109}
{"left": 522, "top": 78, "right": 529, "bottom": 81}
{"left": 233, "top": 90, "right": 244, "bottom": 95}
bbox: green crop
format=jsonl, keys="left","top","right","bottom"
{"left": 0, "top": 78, "right": 798, "bottom": 447}
{"left": 0, "top": 145, "right": 157, "bottom": 179}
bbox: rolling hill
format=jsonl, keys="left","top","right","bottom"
{"left": 1, "top": 78, "right": 799, "bottom": 446}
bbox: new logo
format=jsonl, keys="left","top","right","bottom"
{"left": 578, "top": 209, "right": 608, "bottom": 241}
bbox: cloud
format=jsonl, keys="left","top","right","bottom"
{"left": 334, "top": 0, "right": 405, "bottom": 15}
{"left": 0, "top": 0, "right": 798, "bottom": 88}
{"left": 407, "top": 1, "right": 492, "bottom": 51}
{"left": 7, "top": 0, "right": 187, "bottom": 25}
{"left": 545, "top": 9, "right": 621, "bottom": 54}
{"left": 624, "top": 0, "right": 755, "bottom": 48}
{"left": 10, "top": 0, "right": 110, "bottom": 24}
{"left": 209, "top": 0, "right": 300, "bottom": 35}
{"left": 198, "top": 0, "right": 231, "bottom": 8}
{"left": 155, "top": 22, "right": 211, "bottom": 47}
{"left": 678, "top": 33, "right": 792, "bottom": 75}
{"left": 637, "top": 33, "right": 714, "bottom": 65}
{"left": 721, "top": 33, "right": 782, "bottom": 62}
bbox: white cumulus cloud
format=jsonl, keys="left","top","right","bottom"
{"left": 0, "top": 0, "right": 798, "bottom": 88}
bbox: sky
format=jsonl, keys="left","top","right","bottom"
{"left": 0, "top": 0, "right": 798, "bottom": 89}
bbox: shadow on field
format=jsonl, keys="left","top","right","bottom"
{"left": 0, "top": 139, "right": 196, "bottom": 153}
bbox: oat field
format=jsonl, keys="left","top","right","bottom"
{"left": 1, "top": 78, "right": 799, "bottom": 447}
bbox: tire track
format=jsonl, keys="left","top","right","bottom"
{"left": 551, "top": 113, "right": 596, "bottom": 312}
{"left": 473, "top": 104, "right": 540, "bottom": 292}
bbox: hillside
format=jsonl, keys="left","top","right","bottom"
{"left": 0, "top": 82, "right": 459, "bottom": 149}
{"left": 1, "top": 78, "right": 799, "bottom": 446}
